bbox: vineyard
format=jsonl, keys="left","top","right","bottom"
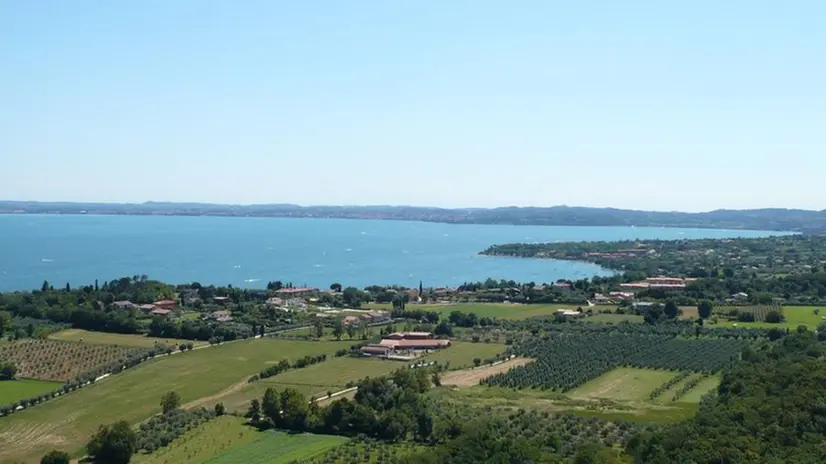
{"left": 714, "top": 304, "right": 783, "bottom": 322}
{"left": 485, "top": 333, "right": 747, "bottom": 391}
{"left": 0, "top": 339, "right": 146, "bottom": 382}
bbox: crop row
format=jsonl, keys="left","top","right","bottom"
{"left": 0, "top": 338, "right": 141, "bottom": 382}
{"left": 485, "top": 333, "right": 747, "bottom": 391}
{"left": 137, "top": 407, "right": 217, "bottom": 453}
{"left": 672, "top": 374, "right": 710, "bottom": 402}
{"left": 649, "top": 371, "right": 691, "bottom": 400}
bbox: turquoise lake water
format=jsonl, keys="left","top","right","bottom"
{"left": 0, "top": 215, "right": 778, "bottom": 292}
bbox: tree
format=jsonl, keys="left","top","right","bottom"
{"left": 314, "top": 320, "right": 324, "bottom": 338}
{"left": 0, "top": 311, "right": 11, "bottom": 337}
{"left": 697, "top": 300, "right": 713, "bottom": 319}
{"left": 473, "top": 358, "right": 482, "bottom": 367}
{"left": 765, "top": 310, "right": 784, "bottom": 323}
{"left": 41, "top": 280, "right": 50, "bottom": 293}
{"left": 434, "top": 322, "right": 453, "bottom": 337}
{"left": 262, "top": 387, "right": 279, "bottom": 424}
{"left": 247, "top": 399, "right": 261, "bottom": 422}
{"left": 0, "top": 362, "right": 17, "bottom": 380}
{"left": 40, "top": 450, "right": 70, "bottom": 464}
{"left": 663, "top": 300, "right": 680, "bottom": 319}
{"left": 160, "top": 391, "right": 181, "bottom": 414}
{"left": 342, "top": 287, "right": 364, "bottom": 308}
{"left": 86, "top": 421, "right": 137, "bottom": 464}
{"left": 330, "top": 283, "right": 342, "bottom": 293}
{"left": 346, "top": 322, "right": 356, "bottom": 340}
{"left": 278, "top": 388, "right": 309, "bottom": 429}
{"left": 214, "top": 402, "right": 226, "bottom": 416}
{"left": 333, "top": 318, "right": 344, "bottom": 340}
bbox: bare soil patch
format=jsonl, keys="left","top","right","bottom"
{"left": 441, "top": 357, "right": 532, "bottom": 387}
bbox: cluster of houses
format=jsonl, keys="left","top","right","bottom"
{"left": 619, "top": 276, "right": 697, "bottom": 291}
{"left": 112, "top": 299, "right": 177, "bottom": 317}
{"left": 360, "top": 332, "right": 451, "bottom": 359}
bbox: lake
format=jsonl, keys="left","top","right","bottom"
{"left": 0, "top": 215, "right": 779, "bottom": 292}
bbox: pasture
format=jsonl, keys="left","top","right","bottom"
{"left": 0, "top": 338, "right": 353, "bottom": 463}
{"left": 364, "top": 302, "right": 587, "bottom": 320}
{"left": 569, "top": 368, "right": 679, "bottom": 402}
{"left": 219, "top": 341, "right": 504, "bottom": 412}
{"left": 204, "top": 430, "right": 348, "bottom": 464}
{"left": 49, "top": 329, "right": 208, "bottom": 349}
{"left": 0, "top": 338, "right": 141, "bottom": 382}
{"left": 0, "top": 379, "right": 64, "bottom": 405}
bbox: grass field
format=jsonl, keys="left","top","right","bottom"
{"left": 134, "top": 415, "right": 259, "bottom": 464}
{"left": 679, "top": 375, "right": 721, "bottom": 403}
{"left": 569, "top": 368, "right": 679, "bottom": 402}
{"left": 49, "top": 329, "right": 208, "bottom": 349}
{"left": 0, "top": 338, "right": 353, "bottom": 463}
{"left": 204, "top": 430, "right": 348, "bottom": 464}
{"left": 435, "top": 385, "right": 697, "bottom": 424}
{"left": 0, "top": 379, "right": 64, "bottom": 404}
{"left": 219, "top": 341, "right": 505, "bottom": 412}
{"left": 419, "top": 340, "right": 504, "bottom": 368}
{"left": 364, "top": 303, "right": 595, "bottom": 320}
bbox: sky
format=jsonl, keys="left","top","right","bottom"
{"left": 0, "top": 1, "right": 824, "bottom": 212}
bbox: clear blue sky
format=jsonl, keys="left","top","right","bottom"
{"left": 1, "top": 1, "right": 823, "bottom": 212}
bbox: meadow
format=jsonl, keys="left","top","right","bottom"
{"left": 219, "top": 341, "right": 504, "bottom": 412}
{"left": 364, "top": 302, "right": 589, "bottom": 320}
{"left": 0, "top": 338, "right": 353, "bottom": 463}
{"left": 569, "top": 368, "right": 679, "bottom": 402}
{"left": 48, "top": 329, "right": 208, "bottom": 349}
{"left": 0, "top": 379, "right": 64, "bottom": 405}
{"left": 711, "top": 306, "right": 825, "bottom": 329}
{"left": 204, "top": 430, "right": 348, "bottom": 464}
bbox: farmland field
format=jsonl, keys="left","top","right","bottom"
{"left": 302, "top": 440, "right": 427, "bottom": 464}
{"left": 678, "top": 375, "right": 720, "bottom": 403}
{"left": 569, "top": 368, "right": 679, "bottom": 402}
{"left": 0, "top": 379, "right": 64, "bottom": 404}
{"left": 418, "top": 340, "right": 504, "bottom": 368}
{"left": 0, "top": 338, "right": 142, "bottom": 382}
{"left": 134, "top": 416, "right": 258, "bottom": 464}
{"left": 220, "top": 341, "right": 503, "bottom": 412}
{"left": 49, "top": 329, "right": 208, "bottom": 349}
{"left": 205, "top": 431, "right": 348, "bottom": 464}
{"left": 364, "top": 303, "right": 591, "bottom": 320}
{"left": 0, "top": 338, "right": 353, "bottom": 463}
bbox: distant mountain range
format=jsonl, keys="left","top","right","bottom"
{"left": 1, "top": 201, "right": 824, "bottom": 233}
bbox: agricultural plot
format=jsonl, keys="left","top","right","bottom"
{"left": 299, "top": 440, "right": 426, "bottom": 464}
{"left": 417, "top": 340, "right": 505, "bottom": 368}
{"left": 49, "top": 329, "right": 207, "bottom": 349}
{"left": 569, "top": 368, "right": 679, "bottom": 402}
{"left": 0, "top": 379, "right": 64, "bottom": 404}
{"left": 0, "top": 338, "right": 142, "bottom": 382}
{"left": 585, "top": 313, "right": 644, "bottom": 324}
{"left": 204, "top": 430, "right": 349, "bottom": 464}
{"left": 134, "top": 415, "right": 258, "bottom": 464}
{"left": 364, "top": 303, "right": 580, "bottom": 320}
{"left": 0, "top": 338, "right": 353, "bottom": 463}
{"left": 485, "top": 333, "right": 746, "bottom": 391}
{"left": 714, "top": 304, "right": 782, "bottom": 322}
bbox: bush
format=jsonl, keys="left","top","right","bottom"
{"left": 765, "top": 311, "right": 784, "bottom": 324}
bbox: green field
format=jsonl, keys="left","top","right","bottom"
{"left": 420, "top": 340, "right": 504, "bottom": 368}
{"left": 679, "top": 375, "right": 721, "bottom": 403}
{"left": 434, "top": 385, "right": 697, "bottom": 424}
{"left": 0, "top": 379, "right": 64, "bottom": 405}
{"left": 364, "top": 303, "right": 594, "bottom": 320}
{"left": 569, "top": 368, "right": 679, "bottom": 402}
{"left": 204, "top": 430, "right": 349, "bottom": 464}
{"left": 0, "top": 338, "right": 353, "bottom": 463}
{"left": 709, "top": 306, "right": 825, "bottom": 329}
{"left": 303, "top": 440, "right": 427, "bottom": 464}
{"left": 48, "top": 329, "right": 208, "bottom": 349}
{"left": 134, "top": 415, "right": 259, "bottom": 464}
{"left": 220, "top": 341, "right": 504, "bottom": 412}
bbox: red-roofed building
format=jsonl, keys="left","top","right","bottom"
{"left": 153, "top": 299, "right": 177, "bottom": 309}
